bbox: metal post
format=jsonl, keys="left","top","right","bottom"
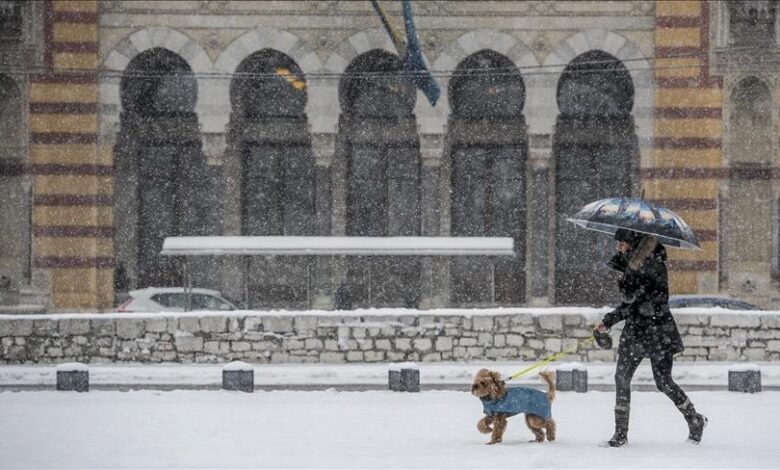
{"left": 244, "top": 256, "right": 250, "bottom": 309}
{"left": 490, "top": 257, "right": 496, "bottom": 305}
{"left": 183, "top": 257, "right": 191, "bottom": 312}
{"left": 306, "top": 258, "right": 312, "bottom": 308}
{"left": 368, "top": 260, "right": 372, "bottom": 307}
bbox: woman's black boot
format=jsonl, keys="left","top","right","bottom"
{"left": 607, "top": 405, "right": 629, "bottom": 447}
{"left": 678, "top": 399, "right": 707, "bottom": 443}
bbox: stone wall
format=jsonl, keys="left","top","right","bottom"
{"left": 1, "top": 310, "right": 780, "bottom": 364}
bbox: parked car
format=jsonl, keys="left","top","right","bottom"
{"left": 117, "top": 287, "right": 238, "bottom": 312}
{"left": 668, "top": 294, "right": 762, "bottom": 310}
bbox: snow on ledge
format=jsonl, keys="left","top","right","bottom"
{"left": 556, "top": 362, "right": 587, "bottom": 371}
{"left": 388, "top": 362, "right": 419, "bottom": 371}
{"left": 56, "top": 362, "right": 88, "bottom": 372}
{"left": 222, "top": 361, "right": 253, "bottom": 372}
{"left": 728, "top": 363, "right": 761, "bottom": 372}
{"left": 1, "top": 306, "right": 777, "bottom": 322}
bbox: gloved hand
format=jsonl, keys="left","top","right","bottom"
{"left": 593, "top": 322, "right": 613, "bottom": 350}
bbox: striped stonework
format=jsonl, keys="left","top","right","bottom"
{"left": 651, "top": 0, "right": 723, "bottom": 294}
{"left": 30, "top": 0, "right": 113, "bottom": 310}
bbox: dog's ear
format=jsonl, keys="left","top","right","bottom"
{"left": 489, "top": 371, "right": 504, "bottom": 385}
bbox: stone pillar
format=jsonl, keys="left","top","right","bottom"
{"left": 311, "top": 133, "right": 336, "bottom": 309}
{"left": 222, "top": 361, "right": 254, "bottom": 392}
{"left": 56, "top": 363, "right": 89, "bottom": 392}
{"left": 527, "top": 134, "right": 553, "bottom": 304}
{"left": 419, "top": 134, "right": 444, "bottom": 309}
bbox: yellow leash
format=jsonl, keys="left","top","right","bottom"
{"left": 506, "top": 336, "right": 596, "bottom": 381}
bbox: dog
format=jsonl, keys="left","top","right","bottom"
{"left": 471, "top": 369, "right": 556, "bottom": 444}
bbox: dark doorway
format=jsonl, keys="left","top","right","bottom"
{"left": 447, "top": 50, "right": 527, "bottom": 305}
{"left": 553, "top": 50, "right": 638, "bottom": 305}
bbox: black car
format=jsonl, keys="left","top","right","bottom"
{"left": 668, "top": 295, "right": 762, "bottom": 310}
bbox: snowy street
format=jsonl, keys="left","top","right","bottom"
{"left": 1, "top": 388, "right": 777, "bottom": 469}
{"left": 2, "top": 362, "right": 779, "bottom": 468}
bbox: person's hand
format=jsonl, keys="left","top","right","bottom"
{"left": 595, "top": 322, "right": 608, "bottom": 333}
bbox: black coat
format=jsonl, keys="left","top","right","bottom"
{"left": 602, "top": 236, "right": 684, "bottom": 358}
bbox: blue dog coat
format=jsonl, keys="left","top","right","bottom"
{"left": 480, "top": 387, "right": 552, "bottom": 420}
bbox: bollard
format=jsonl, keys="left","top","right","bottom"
{"left": 56, "top": 363, "right": 89, "bottom": 392}
{"left": 389, "top": 362, "right": 419, "bottom": 392}
{"left": 555, "top": 363, "right": 587, "bottom": 393}
{"left": 222, "top": 361, "right": 254, "bottom": 392}
{"left": 728, "top": 365, "right": 761, "bottom": 393}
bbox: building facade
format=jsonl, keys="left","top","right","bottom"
{"left": 1, "top": 0, "right": 779, "bottom": 312}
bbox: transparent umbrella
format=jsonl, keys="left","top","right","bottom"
{"left": 567, "top": 197, "right": 701, "bottom": 250}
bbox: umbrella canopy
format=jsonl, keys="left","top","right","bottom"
{"left": 567, "top": 197, "right": 701, "bottom": 250}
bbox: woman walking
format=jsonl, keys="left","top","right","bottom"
{"left": 595, "top": 228, "right": 707, "bottom": 447}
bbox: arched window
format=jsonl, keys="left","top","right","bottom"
{"left": 0, "top": 73, "right": 30, "bottom": 286}
{"left": 729, "top": 0, "right": 778, "bottom": 46}
{"left": 115, "top": 48, "right": 208, "bottom": 289}
{"left": 447, "top": 50, "right": 527, "bottom": 305}
{"left": 553, "top": 50, "right": 638, "bottom": 305}
{"left": 227, "top": 49, "right": 315, "bottom": 307}
{"left": 722, "top": 77, "right": 774, "bottom": 294}
{"left": 337, "top": 49, "right": 421, "bottom": 308}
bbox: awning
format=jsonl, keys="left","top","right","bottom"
{"left": 160, "top": 236, "right": 515, "bottom": 257}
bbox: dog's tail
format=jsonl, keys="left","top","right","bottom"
{"left": 539, "top": 370, "right": 556, "bottom": 402}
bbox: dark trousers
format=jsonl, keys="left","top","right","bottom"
{"left": 615, "top": 346, "right": 689, "bottom": 409}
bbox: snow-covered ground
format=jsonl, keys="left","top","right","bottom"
{"left": 1, "top": 362, "right": 779, "bottom": 468}
{"left": 0, "top": 388, "right": 777, "bottom": 469}
{"left": 3, "top": 361, "right": 780, "bottom": 389}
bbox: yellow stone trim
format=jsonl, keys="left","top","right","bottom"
{"left": 33, "top": 175, "right": 112, "bottom": 196}
{"left": 52, "top": 291, "right": 100, "bottom": 310}
{"left": 654, "top": 149, "right": 722, "bottom": 168}
{"left": 30, "top": 83, "right": 97, "bottom": 103}
{"left": 35, "top": 237, "right": 113, "bottom": 258}
{"left": 52, "top": 1, "right": 98, "bottom": 13}
{"left": 668, "top": 241, "right": 718, "bottom": 262}
{"left": 656, "top": 118, "right": 722, "bottom": 139}
{"left": 655, "top": 57, "right": 701, "bottom": 78}
{"left": 53, "top": 268, "right": 98, "bottom": 293}
{"left": 53, "top": 23, "right": 98, "bottom": 43}
{"left": 643, "top": 179, "right": 719, "bottom": 199}
{"left": 668, "top": 271, "right": 699, "bottom": 294}
{"left": 656, "top": 27, "right": 701, "bottom": 48}
{"left": 30, "top": 144, "right": 98, "bottom": 165}
{"left": 34, "top": 206, "right": 113, "bottom": 226}
{"left": 30, "top": 114, "right": 98, "bottom": 134}
{"left": 656, "top": 0, "right": 701, "bottom": 18}
{"left": 656, "top": 88, "right": 722, "bottom": 108}
{"left": 53, "top": 52, "right": 98, "bottom": 70}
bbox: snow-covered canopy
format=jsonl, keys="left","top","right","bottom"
{"left": 160, "top": 236, "right": 515, "bottom": 257}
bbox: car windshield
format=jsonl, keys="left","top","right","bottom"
{"left": 151, "top": 293, "right": 235, "bottom": 311}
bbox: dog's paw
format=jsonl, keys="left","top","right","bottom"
{"left": 486, "top": 439, "right": 502, "bottom": 445}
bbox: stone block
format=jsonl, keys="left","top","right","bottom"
{"left": 435, "top": 337, "right": 453, "bottom": 351}
{"left": 472, "top": 316, "right": 494, "bottom": 331}
{"left": 294, "top": 316, "right": 318, "bottom": 333}
{"left": 320, "top": 352, "right": 345, "bottom": 363}
{"left": 538, "top": 315, "right": 563, "bottom": 331}
{"left": 556, "top": 366, "right": 587, "bottom": 393}
{"left": 116, "top": 319, "right": 145, "bottom": 339}
{"left": 200, "top": 316, "right": 228, "bottom": 333}
{"left": 1, "top": 319, "right": 34, "bottom": 336}
{"left": 709, "top": 314, "right": 760, "bottom": 328}
{"left": 56, "top": 363, "right": 88, "bottom": 392}
{"left": 413, "top": 338, "right": 433, "bottom": 352}
{"left": 144, "top": 318, "right": 168, "bottom": 333}
{"left": 389, "top": 364, "right": 420, "bottom": 392}
{"left": 728, "top": 368, "right": 761, "bottom": 393}
{"left": 263, "top": 316, "right": 294, "bottom": 333}
{"left": 177, "top": 317, "right": 201, "bottom": 334}
{"left": 222, "top": 362, "right": 254, "bottom": 392}
{"left": 60, "top": 319, "right": 90, "bottom": 336}
{"left": 174, "top": 335, "right": 204, "bottom": 352}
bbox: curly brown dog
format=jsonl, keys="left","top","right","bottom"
{"left": 471, "top": 369, "right": 557, "bottom": 444}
